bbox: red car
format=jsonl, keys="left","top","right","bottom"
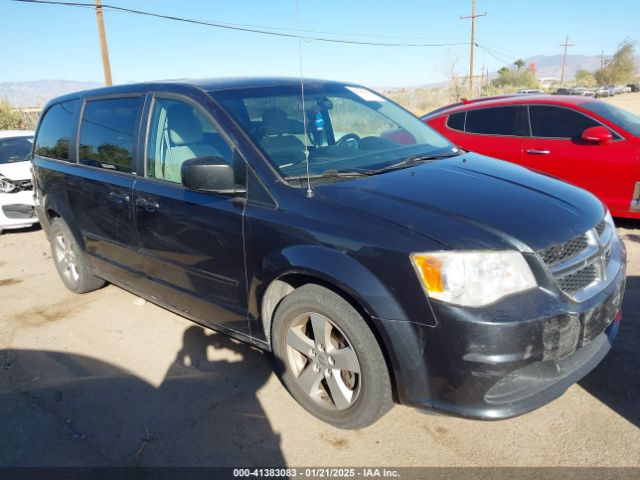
{"left": 423, "top": 95, "right": 640, "bottom": 219}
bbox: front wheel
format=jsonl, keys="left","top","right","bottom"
{"left": 272, "top": 284, "right": 393, "bottom": 429}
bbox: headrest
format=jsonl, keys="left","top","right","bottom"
{"left": 262, "top": 108, "right": 289, "bottom": 136}
{"left": 168, "top": 105, "right": 203, "bottom": 146}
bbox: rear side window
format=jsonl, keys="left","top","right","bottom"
{"left": 465, "top": 106, "right": 527, "bottom": 136}
{"left": 529, "top": 106, "right": 599, "bottom": 138}
{"left": 79, "top": 97, "right": 141, "bottom": 173}
{"left": 446, "top": 112, "right": 465, "bottom": 131}
{"left": 35, "top": 100, "right": 78, "bottom": 161}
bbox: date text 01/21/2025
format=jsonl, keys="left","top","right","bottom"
{"left": 232, "top": 468, "right": 400, "bottom": 478}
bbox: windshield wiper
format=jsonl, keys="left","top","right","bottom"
{"left": 355, "top": 151, "right": 461, "bottom": 175}
{"left": 285, "top": 169, "right": 370, "bottom": 182}
{"left": 318, "top": 169, "right": 371, "bottom": 178}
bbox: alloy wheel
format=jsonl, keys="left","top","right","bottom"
{"left": 285, "top": 312, "right": 361, "bottom": 410}
{"left": 53, "top": 232, "right": 80, "bottom": 284}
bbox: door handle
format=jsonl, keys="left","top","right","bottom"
{"left": 108, "top": 191, "right": 130, "bottom": 204}
{"left": 135, "top": 197, "right": 160, "bottom": 212}
{"left": 526, "top": 149, "right": 551, "bottom": 155}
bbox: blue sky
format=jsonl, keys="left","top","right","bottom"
{"left": 2, "top": 0, "right": 639, "bottom": 87}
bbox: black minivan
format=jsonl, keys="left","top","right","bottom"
{"left": 32, "top": 78, "right": 626, "bottom": 429}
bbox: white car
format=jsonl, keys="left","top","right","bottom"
{"left": 516, "top": 89, "right": 543, "bottom": 95}
{"left": 0, "top": 130, "right": 38, "bottom": 234}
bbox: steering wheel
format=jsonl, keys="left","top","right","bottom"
{"left": 336, "top": 133, "right": 361, "bottom": 147}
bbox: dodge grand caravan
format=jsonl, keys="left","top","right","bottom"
{"left": 32, "top": 78, "right": 626, "bottom": 429}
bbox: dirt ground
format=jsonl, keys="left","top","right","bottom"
{"left": 1, "top": 95, "right": 640, "bottom": 468}
{"left": 1, "top": 225, "right": 639, "bottom": 468}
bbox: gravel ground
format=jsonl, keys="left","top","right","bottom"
{"left": 0, "top": 222, "right": 638, "bottom": 468}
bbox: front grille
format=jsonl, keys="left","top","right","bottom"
{"left": 556, "top": 265, "right": 598, "bottom": 293}
{"left": 537, "top": 217, "right": 617, "bottom": 301}
{"left": 539, "top": 234, "right": 588, "bottom": 266}
{"left": 13, "top": 179, "right": 33, "bottom": 192}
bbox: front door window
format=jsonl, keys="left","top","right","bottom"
{"left": 146, "top": 98, "right": 233, "bottom": 183}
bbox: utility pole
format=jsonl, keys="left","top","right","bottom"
{"left": 95, "top": 0, "right": 113, "bottom": 86}
{"left": 460, "top": 0, "right": 487, "bottom": 94}
{"left": 600, "top": 50, "right": 605, "bottom": 69}
{"left": 559, "top": 35, "right": 574, "bottom": 84}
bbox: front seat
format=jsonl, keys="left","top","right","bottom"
{"left": 258, "top": 108, "right": 306, "bottom": 167}
{"left": 163, "top": 105, "right": 221, "bottom": 182}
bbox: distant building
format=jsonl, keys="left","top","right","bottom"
{"left": 539, "top": 77, "right": 560, "bottom": 87}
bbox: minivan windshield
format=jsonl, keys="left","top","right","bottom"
{"left": 210, "top": 84, "right": 456, "bottom": 180}
{"left": 582, "top": 101, "right": 640, "bottom": 136}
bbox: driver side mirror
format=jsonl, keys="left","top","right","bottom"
{"left": 581, "top": 126, "right": 612, "bottom": 145}
{"left": 181, "top": 156, "right": 241, "bottom": 194}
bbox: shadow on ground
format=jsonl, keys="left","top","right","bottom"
{"left": 580, "top": 275, "right": 640, "bottom": 429}
{"left": 0, "top": 326, "right": 284, "bottom": 467}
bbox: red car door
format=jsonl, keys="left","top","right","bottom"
{"left": 429, "top": 107, "right": 527, "bottom": 164}
{"left": 521, "top": 105, "right": 639, "bottom": 216}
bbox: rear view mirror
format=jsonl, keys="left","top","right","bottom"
{"left": 181, "top": 156, "right": 238, "bottom": 193}
{"left": 581, "top": 126, "right": 613, "bottom": 145}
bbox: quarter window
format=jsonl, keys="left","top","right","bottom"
{"left": 529, "top": 106, "right": 600, "bottom": 138}
{"left": 146, "top": 98, "right": 233, "bottom": 183}
{"left": 446, "top": 112, "right": 465, "bottom": 131}
{"left": 79, "top": 97, "right": 141, "bottom": 173}
{"left": 35, "top": 100, "right": 78, "bottom": 161}
{"left": 465, "top": 106, "right": 527, "bottom": 136}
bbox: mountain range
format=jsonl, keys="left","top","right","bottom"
{"left": 524, "top": 54, "right": 605, "bottom": 79}
{"left": 1, "top": 80, "right": 102, "bottom": 107}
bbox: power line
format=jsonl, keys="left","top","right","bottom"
{"left": 476, "top": 43, "right": 512, "bottom": 66}
{"left": 474, "top": 39, "right": 520, "bottom": 60}
{"left": 9, "top": 0, "right": 469, "bottom": 48}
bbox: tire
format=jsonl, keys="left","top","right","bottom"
{"left": 49, "top": 218, "right": 105, "bottom": 294}
{"left": 272, "top": 284, "right": 393, "bottom": 429}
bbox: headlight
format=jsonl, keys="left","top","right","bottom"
{"left": 410, "top": 251, "right": 537, "bottom": 307}
{"left": 0, "top": 176, "right": 15, "bottom": 193}
{"left": 604, "top": 209, "right": 615, "bottom": 229}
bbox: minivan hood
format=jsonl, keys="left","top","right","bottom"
{"left": 0, "top": 161, "right": 32, "bottom": 181}
{"left": 319, "top": 153, "right": 605, "bottom": 252}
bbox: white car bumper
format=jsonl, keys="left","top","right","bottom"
{"left": 0, "top": 189, "right": 38, "bottom": 233}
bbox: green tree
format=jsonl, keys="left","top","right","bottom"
{"left": 575, "top": 69, "right": 596, "bottom": 86}
{"left": 0, "top": 99, "right": 24, "bottom": 130}
{"left": 514, "top": 59, "right": 525, "bottom": 70}
{"left": 595, "top": 40, "right": 637, "bottom": 85}
{"left": 492, "top": 64, "right": 538, "bottom": 89}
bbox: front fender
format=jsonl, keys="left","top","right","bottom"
{"left": 255, "top": 244, "right": 432, "bottom": 405}
{"left": 266, "top": 244, "right": 409, "bottom": 323}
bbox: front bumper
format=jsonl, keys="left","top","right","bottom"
{"left": 378, "top": 247, "right": 626, "bottom": 420}
{"left": 0, "top": 190, "right": 38, "bottom": 232}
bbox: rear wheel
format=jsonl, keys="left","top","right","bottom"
{"left": 49, "top": 218, "right": 105, "bottom": 294}
{"left": 272, "top": 284, "right": 393, "bottom": 429}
